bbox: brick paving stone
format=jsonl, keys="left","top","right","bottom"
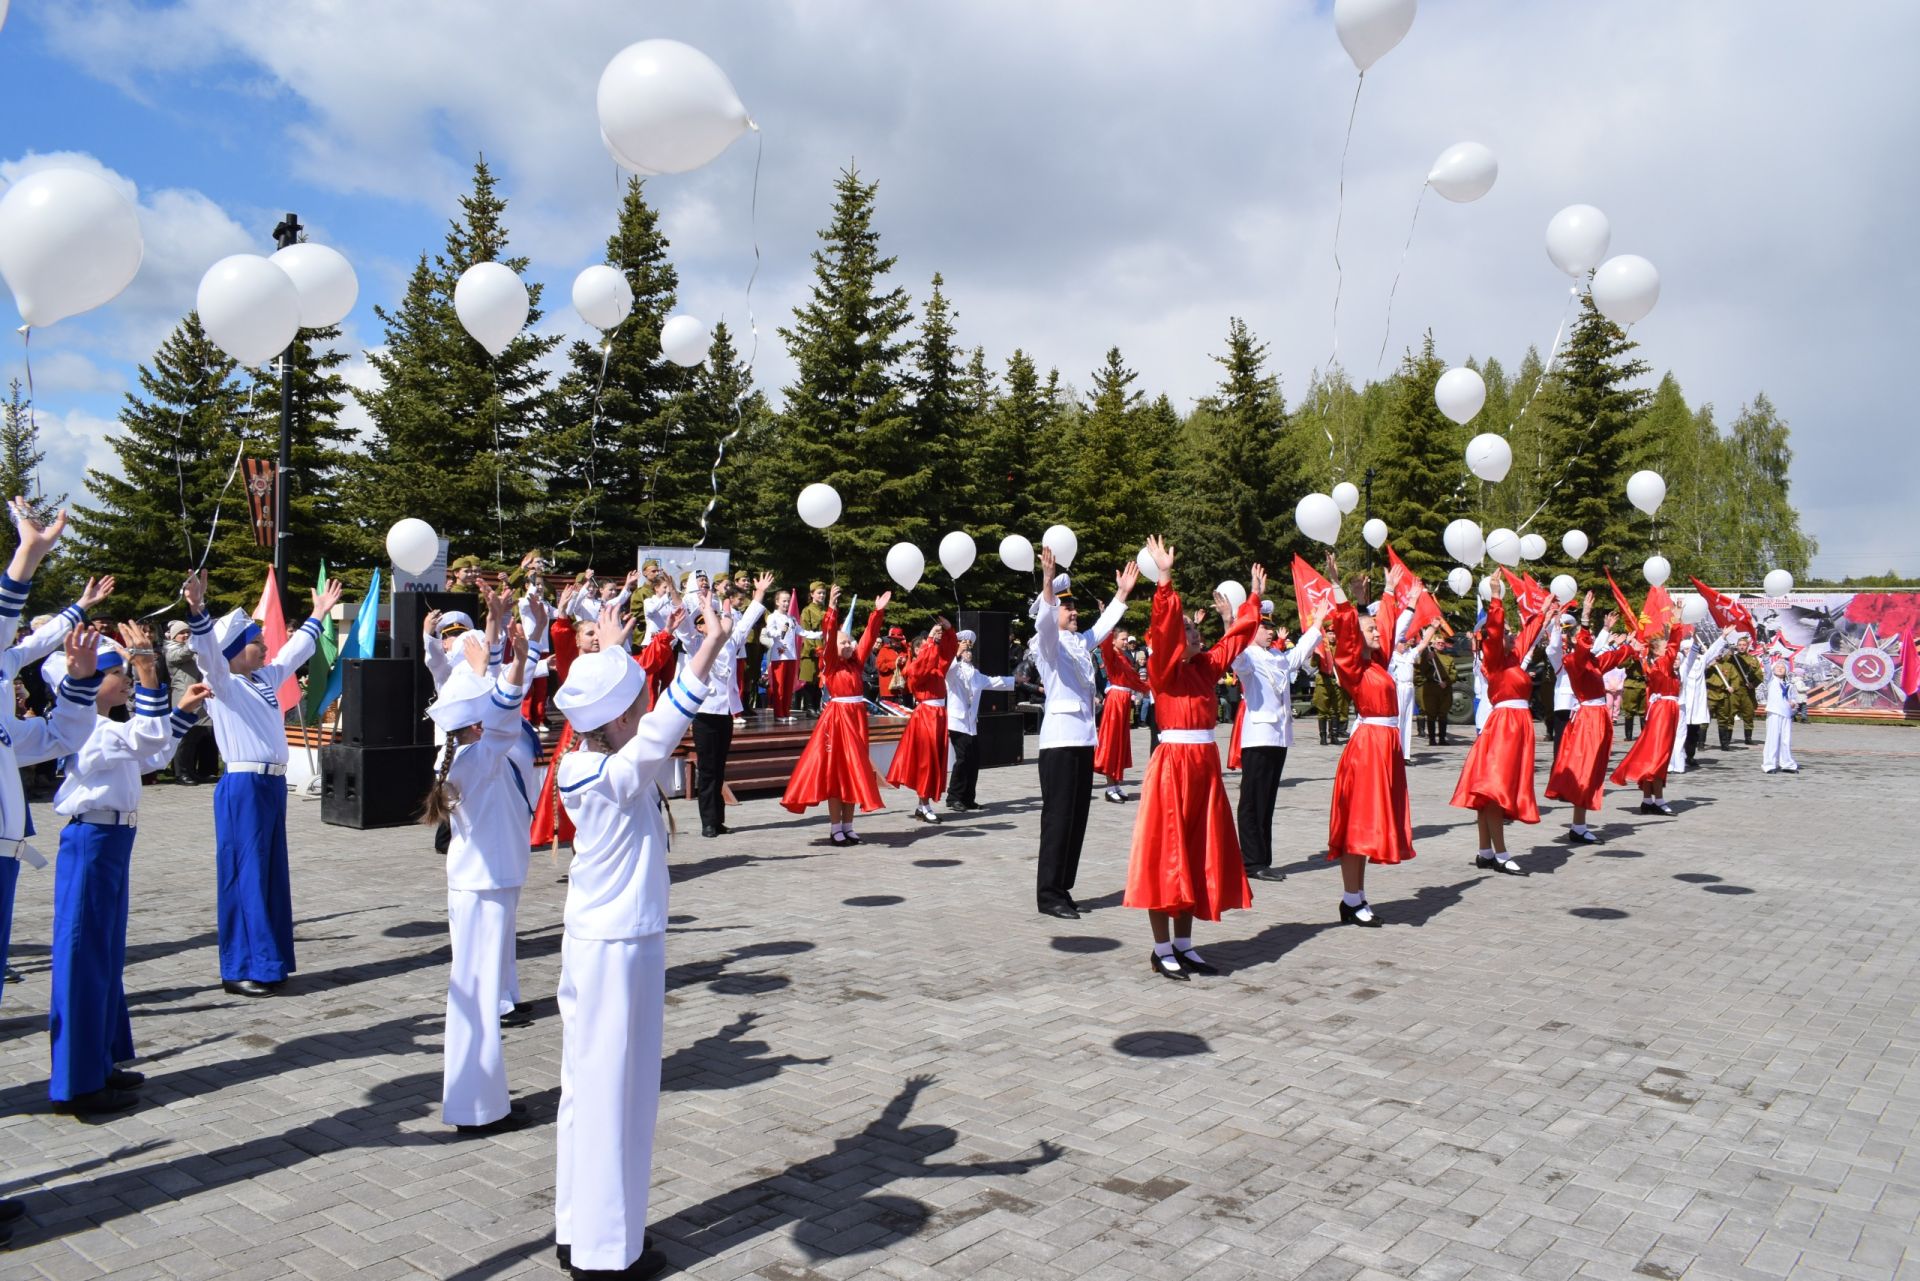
{"left": 1, "top": 722, "right": 1917, "bottom": 1278}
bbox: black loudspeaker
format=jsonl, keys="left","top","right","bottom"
{"left": 343, "top": 658, "right": 422, "bottom": 748}
{"left": 958, "top": 607, "right": 1013, "bottom": 710}
{"left": 320, "top": 743, "right": 439, "bottom": 829}
{"left": 974, "top": 710, "right": 1025, "bottom": 769}
{"left": 390, "top": 590, "right": 482, "bottom": 664}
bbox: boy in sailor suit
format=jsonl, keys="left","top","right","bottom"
{"left": 421, "top": 625, "right": 536, "bottom": 1134}
{"left": 550, "top": 598, "right": 731, "bottom": 1279}
{"left": 182, "top": 569, "right": 343, "bottom": 997}
{"left": 46, "top": 625, "right": 204, "bottom": 1115}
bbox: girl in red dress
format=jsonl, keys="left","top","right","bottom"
{"left": 1123, "top": 538, "right": 1262, "bottom": 979}
{"left": 1610, "top": 626, "right": 1679, "bottom": 814}
{"left": 884, "top": 618, "right": 960, "bottom": 823}
{"left": 1543, "top": 594, "right": 1633, "bottom": 843}
{"left": 781, "top": 585, "right": 892, "bottom": 845}
{"left": 1322, "top": 556, "right": 1415, "bottom": 926}
{"left": 1449, "top": 578, "right": 1557, "bottom": 875}
{"left": 1096, "top": 630, "right": 1149, "bottom": 803}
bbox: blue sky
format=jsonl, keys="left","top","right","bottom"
{"left": 2, "top": 0, "right": 1915, "bottom": 581}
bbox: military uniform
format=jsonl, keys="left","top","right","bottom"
{"left": 1619, "top": 654, "right": 1647, "bottom": 740}
{"left": 1731, "top": 650, "right": 1763, "bottom": 744}
{"left": 1311, "top": 636, "right": 1350, "bottom": 744}
{"left": 796, "top": 584, "right": 829, "bottom": 716}
{"left": 1414, "top": 647, "right": 1456, "bottom": 745}
{"left": 1711, "top": 650, "right": 1763, "bottom": 748}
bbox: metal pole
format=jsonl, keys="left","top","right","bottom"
{"left": 271, "top": 213, "right": 302, "bottom": 600}
{"left": 1362, "top": 465, "right": 1377, "bottom": 573}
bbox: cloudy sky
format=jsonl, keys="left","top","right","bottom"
{"left": 2, "top": 0, "right": 1913, "bottom": 579}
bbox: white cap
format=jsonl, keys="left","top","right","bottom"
{"left": 1259, "top": 600, "right": 1274, "bottom": 618}
{"left": 1365, "top": 601, "right": 1381, "bottom": 617}
{"left": 436, "top": 611, "right": 475, "bottom": 635}
{"left": 554, "top": 649, "right": 644, "bottom": 733}
{"left": 427, "top": 663, "right": 494, "bottom": 732}
{"left": 215, "top": 607, "right": 263, "bottom": 659}
{"left": 957, "top": 629, "right": 976, "bottom": 643}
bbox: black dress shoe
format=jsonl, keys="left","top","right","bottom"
{"left": 52, "top": 1087, "right": 139, "bottom": 1116}
{"left": 558, "top": 1237, "right": 657, "bottom": 1272}
{"left": 455, "top": 1110, "right": 532, "bottom": 1136}
{"left": 1149, "top": 951, "right": 1189, "bottom": 981}
{"left": 1339, "top": 900, "right": 1383, "bottom": 927}
{"left": 1173, "top": 948, "right": 1218, "bottom": 976}
{"left": 1038, "top": 903, "right": 1080, "bottom": 920}
{"left": 1564, "top": 828, "right": 1601, "bottom": 844}
{"left": 1248, "top": 867, "right": 1287, "bottom": 882}
{"left": 1475, "top": 855, "right": 1530, "bottom": 876}
{"left": 4, "top": 966, "right": 22, "bottom": 983}
{"left": 106, "top": 1069, "right": 145, "bottom": 1090}
{"left": 701, "top": 826, "right": 720, "bottom": 838}
{"left": 569, "top": 1246, "right": 668, "bottom": 1279}
{"left": 0, "top": 1197, "right": 24, "bottom": 1223}
{"left": 842, "top": 831, "right": 861, "bottom": 845}
{"left": 501, "top": 1008, "right": 534, "bottom": 1028}
{"left": 222, "top": 979, "right": 273, "bottom": 997}
{"left": 830, "top": 831, "right": 849, "bottom": 846}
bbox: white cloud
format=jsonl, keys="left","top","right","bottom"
{"left": 28, "top": 405, "right": 122, "bottom": 510}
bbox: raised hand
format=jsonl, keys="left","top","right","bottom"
{"left": 1115, "top": 559, "right": 1140, "bottom": 597}
{"left": 462, "top": 631, "right": 489, "bottom": 675}
{"left": 828, "top": 583, "right": 842, "bottom": 611}
{"left": 64, "top": 623, "right": 102, "bottom": 680}
{"left": 178, "top": 682, "right": 214, "bottom": 716}
{"left": 1383, "top": 563, "right": 1405, "bottom": 598}
{"left": 312, "top": 576, "right": 345, "bottom": 619}
{"left": 1249, "top": 562, "right": 1267, "bottom": 602}
{"left": 753, "top": 570, "right": 775, "bottom": 601}
{"left": 12, "top": 498, "right": 68, "bottom": 557}
{"left": 423, "top": 608, "right": 443, "bottom": 641}
{"left": 598, "top": 601, "right": 635, "bottom": 651}
{"left": 79, "top": 575, "right": 116, "bottom": 610}
{"left": 1144, "top": 534, "right": 1174, "bottom": 576}
{"left": 1039, "top": 543, "right": 1057, "bottom": 581}
{"left": 873, "top": 590, "right": 893, "bottom": 613}
{"left": 181, "top": 569, "right": 207, "bottom": 613}
{"left": 116, "top": 620, "right": 153, "bottom": 652}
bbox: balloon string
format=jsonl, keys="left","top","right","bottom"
{"left": 1502, "top": 284, "right": 1580, "bottom": 437}
{"left": 1512, "top": 312, "right": 1631, "bottom": 534}
{"left": 142, "top": 440, "right": 246, "bottom": 621}
{"left": 1323, "top": 71, "right": 1365, "bottom": 386}
{"left": 693, "top": 128, "right": 763, "bottom": 550}
{"left": 1373, "top": 182, "right": 1428, "bottom": 375}
{"left": 558, "top": 336, "right": 616, "bottom": 563}
{"left": 490, "top": 350, "right": 505, "bottom": 561}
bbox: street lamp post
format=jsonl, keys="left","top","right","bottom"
{"left": 270, "top": 212, "right": 302, "bottom": 599}
{"left": 1362, "top": 465, "right": 1378, "bottom": 572}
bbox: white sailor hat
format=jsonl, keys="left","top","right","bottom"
{"left": 554, "top": 648, "right": 644, "bottom": 733}
{"left": 436, "top": 611, "right": 475, "bottom": 636}
{"left": 1365, "top": 601, "right": 1381, "bottom": 617}
{"left": 1259, "top": 600, "right": 1274, "bottom": 618}
{"left": 427, "top": 660, "right": 495, "bottom": 732}
{"left": 956, "top": 629, "right": 977, "bottom": 643}
{"left": 1028, "top": 574, "right": 1074, "bottom": 619}
{"left": 215, "top": 607, "right": 263, "bottom": 660}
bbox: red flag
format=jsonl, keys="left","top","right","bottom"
{"left": 1640, "top": 584, "right": 1675, "bottom": 639}
{"left": 1381, "top": 546, "right": 1447, "bottom": 639}
{"left": 1899, "top": 629, "right": 1919, "bottom": 700}
{"left": 1499, "top": 567, "right": 1553, "bottom": 620}
{"left": 1290, "top": 555, "right": 1339, "bottom": 628}
{"left": 1604, "top": 567, "right": 1641, "bottom": 636}
{"left": 252, "top": 568, "right": 302, "bottom": 711}
{"left": 1688, "top": 577, "right": 1755, "bottom": 636}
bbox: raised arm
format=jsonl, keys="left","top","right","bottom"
{"left": 855, "top": 593, "right": 891, "bottom": 666}
{"left": 259, "top": 576, "right": 342, "bottom": 688}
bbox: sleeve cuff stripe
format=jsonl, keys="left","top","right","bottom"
{"left": 188, "top": 614, "right": 213, "bottom": 634}
{"left": 0, "top": 572, "right": 28, "bottom": 592}
{"left": 59, "top": 678, "right": 101, "bottom": 700}
{"left": 665, "top": 680, "right": 702, "bottom": 718}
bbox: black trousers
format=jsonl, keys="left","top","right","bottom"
{"left": 1035, "top": 746, "right": 1094, "bottom": 908}
{"left": 949, "top": 731, "right": 980, "bottom": 807}
{"left": 175, "top": 722, "right": 219, "bottom": 784}
{"left": 1684, "top": 722, "right": 1706, "bottom": 764}
{"left": 692, "top": 713, "right": 734, "bottom": 832}
{"left": 1547, "top": 709, "right": 1570, "bottom": 745}
{"left": 1236, "top": 745, "right": 1288, "bottom": 870}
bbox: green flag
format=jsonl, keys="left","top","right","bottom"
{"left": 302, "top": 560, "right": 340, "bottom": 723}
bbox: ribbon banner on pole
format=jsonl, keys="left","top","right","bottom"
{"left": 243, "top": 456, "right": 277, "bottom": 548}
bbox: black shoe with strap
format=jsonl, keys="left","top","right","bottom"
{"left": 1149, "top": 950, "right": 1189, "bottom": 981}
{"left": 222, "top": 979, "right": 273, "bottom": 997}
{"left": 1173, "top": 948, "right": 1218, "bottom": 976}
{"left": 1339, "top": 900, "right": 1383, "bottom": 927}
{"left": 1475, "top": 854, "right": 1530, "bottom": 876}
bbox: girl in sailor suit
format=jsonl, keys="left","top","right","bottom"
{"left": 549, "top": 596, "right": 730, "bottom": 1279}
{"left": 1761, "top": 658, "right": 1799, "bottom": 774}
{"left": 420, "top": 625, "right": 536, "bottom": 1133}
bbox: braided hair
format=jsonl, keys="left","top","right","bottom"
{"left": 417, "top": 734, "right": 460, "bottom": 826}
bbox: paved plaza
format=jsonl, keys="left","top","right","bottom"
{"left": 1, "top": 721, "right": 1916, "bottom": 1280}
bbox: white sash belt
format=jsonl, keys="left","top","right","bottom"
{"left": 1579, "top": 697, "right": 1608, "bottom": 708}
{"left": 1356, "top": 716, "right": 1399, "bottom": 728}
{"left": 1492, "top": 699, "right": 1530, "bottom": 710}
{"left": 1158, "top": 729, "right": 1215, "bottom": 745}
{"left": 917, "top": 699, "right": 946, "bottom": 708}
{"left": 1650, "top": 693, "right": 1679, "bottom": 703}
{"left": 74, "top": 810, "right": 137, "bottom": 828}
{"left": 830, "top": 696, "right": 865, "bottom": 704}
{"left": 226, "top": 762, "right": 288, "bottom": 776}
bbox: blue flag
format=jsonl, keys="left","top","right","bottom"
{"left": 316, "top": 567, "right": 381, "bottom": 718}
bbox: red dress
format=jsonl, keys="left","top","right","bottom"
{"left": 1545, "top": 629, "right": 1632, "bottom": 811}
{"left": 532, "top": 627, "right": 676, "bottom": 849}
{"left": 782, "top": 608, "right": 886, "bottom": 813}
{"left": 1449, "top": 598, "right": 1552, "bottom": 823}
{"left": 1095, "top": 634, "right": 1148, "bottom": 781}
{"left": 1611, "top": 645, "right": 1680, "bottom": 790}
{"left": 1123, "top": 581, "right": 1257, "bottom": 921}
{"left": 885, "top": 629, "right": 960, "bottom": 799}
{"left": 1326, "top": 597, "right": 1415, "bottom": 864}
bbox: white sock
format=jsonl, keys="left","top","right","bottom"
{"left": 1341, "top": 891, "right": 1365, "bottom": 907}
{"left": 1152, "top": 940, "right": 1175, "bottom": 957}
{"left": 1172, "top": 936, "right": 1192, "bottom": 952}
{"left": 1571, "top": 823, "right": 1589, "bottom": 835}
{"left": 831, "top": 821, "right": 844, "bottom": 835}
{"left": 1479, "top": 848, "right": 1495, "bottom": 860}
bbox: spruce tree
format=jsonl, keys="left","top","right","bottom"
{"left": 1168, "top": 318, "right": 1289, "bottom": 595}
{"left": 906, "top": 273, "right": 967, "bottom": 540}
{"left": 352, "top": 157, "right": 557, "bottom": 564}
{"left": 0, "top": 379, "right": 61, "bottom": 521}
{"left": 1366, "top": 333, "right": 1461, "bottom": 585}
{"left": 1535, "top": 297, "right": 1650, "bottom": 575}
{"left": 1056, "top": 347, "right": 1158, "bottom": 575}
{"left": 244, "top": 327, "right": 355, "bottom": 587}
{"left": 672, "top": 321, "right": 771, "bottom": 561}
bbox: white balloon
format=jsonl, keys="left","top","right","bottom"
{"left": 0, "top": 168, "right": 144, "bottom": 328}
{"left": 1464, "top": 432, "right": 1512, "bottom": 483}
{"left": 1643, "top": 555, "right": 1671, "bottom": 588}
{"left": 1334, "top": 0, "right": 1417, "bottom": 72}
{"left": 1362, "top": 518, "right": 1388, "bottom": 549}
{"left": 1550, "top": 574, "right": 1577, "bottom": 603}
{"left": 1679, "top": 593, "right": 1709, "bottom": 625}
{"left": 1331, "top": 481, "right": 1360, "bottom": 514}
{"left": 1217, "top": 581, "right": 1249, "bottom": 614}
{"left": 1763, "top": 569, "right": 1794, "bottom": 597}
{"left": 1519, "top": 533, "right": 1548, "bottom": 562}
{"left": 385, "top": 518, "right": 439, "bottom": 576}
{"left": 1435, "top": 366, "right": 1486, "bottom": 425}
{"left": 597, "top": 39, "right": 752, "bottom": 176}
{"left": 1447, "top": 567, "right": 1473, "bottom": 597}
{"left": 796, "top": 482, "right": 841, "bottom": 530}
{"left": 1545, "top": 204, "right": 1611, "bottom": 278}
{"left": 1590, "top": 254, "right": 1661, "bottom": 326}
{"left": 1041, "top": 524, "right": 1078, "bottom": 569}
{"left": 999, "top": 535, "right": 1035, "bottom": 574}
{"left": 1486, "top": 527, "right": 1522, "bottom": 567}
{"left": 599, "top": 128, "right": 661, "bottom": 177}
{"left": 1478, "top": 575, "right": 1495, "bottom": 601}
{"left": 1626, "top": 470, "right": 1667, "bottom": 517}
{"left": 453, "top": 262, "right": 528, "bottom": 358}
{"left": 196, "top": 255, "right": 301, "bottom": 366}
{"left": 1136, "top": 547, "right": 1163, "bottom": 584}
{"left": 885, "top": 543, "right": 925, "bottom": 592}
{"left": 1562, "top": 529, "right": 1589, "bottom": 561}
{"left": 1295, "top": 493, "right": 1342, "bottom": 546}
{"left": 938, "top": 531, "right": 976, "bottom": 579}
{"left": 1443, "top": 518, "right": 1485, "bottom": 566}
{"left": 660, "top": 313, "right": 711, "bottom": 366}
{"left": 1427, "top": 141, "right": 1498, "bottom": 203}
{"left": 572, "top": 265, "right": 633, "bottom": 331}
{"left": 268, "top": 242, "right": 357, "bottom": 329}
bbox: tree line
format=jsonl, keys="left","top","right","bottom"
{"left": 26, "top": 157, "right": 1818, "bottom": 631}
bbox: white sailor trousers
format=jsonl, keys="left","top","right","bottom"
{"left": 1762, "top": 712, "right": 1796, "bottom": 772}
{"left": 442, "top": 887, "right": 520, "bottom": 1127}
{"left": 555, "top": 931, "right": 666, "bottom": 1273}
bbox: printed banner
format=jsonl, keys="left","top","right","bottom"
{"left": 1742, "top": 591, "right": 1920, "bottom": 720}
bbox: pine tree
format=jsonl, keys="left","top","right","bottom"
{"left": 352, "top": 157, "right": 558, "bottom": 564}
{"left": 0, "top": 379, "right": 61, "bottom": 521}
{"left": 1168, "top": 318, "right": 1289, "bottom": 596}
{"left": 672, "top": 321, "right": 771, "bottom": 560}
{"left": 1056, "top": 347, "right": 1159, "bottom": 575}
{"left": 906, "top": 273, "right": 967, "bottom": 539}
{"left": 1366, "top": 333, "right": 1461, "bottom": 585}
{"left": 540, "top": 176, "right": 694, "bottom": 563}
{"left": 66, "top": 314, "right": 258, "bottom": 613}
{"left": 244, "top": 326, "right": 355, "bottom": 586}
{"left": 1536, "top": 297, "right": 1650, "bottom": 575}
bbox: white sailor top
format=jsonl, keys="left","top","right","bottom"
{"left": 944, "top": 659, "right": 1016, "bottom": 737}
{"left": 444, "top": 677, "right": 538, "bottom": 892}
{"left": 1032, "top": 595, "right": 1128, "bottom": 750}
{"left": 54, "top": 687, "right": 195, "bottom": 818}
{"left": 187, "top": 610, "right": 321, "bottom": 766}
{"left": 1234, "top": 626, "right": 1322, "bottom": 750}
{"left": 674, "top": 599, "right": 765, "bottom": 717}
{"left": 1, "top": 670, "right": 106, "bottom": 845}
{"left": 760, "top": 609, "right": 801, "bottom": 663}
